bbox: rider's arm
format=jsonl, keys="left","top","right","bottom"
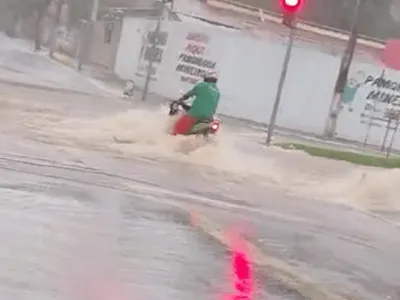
{"left": 178, "top": 91, "right": 193, "bottom": 102}
{"left": 178, "top": 83, "right": 202, "bottom": 102}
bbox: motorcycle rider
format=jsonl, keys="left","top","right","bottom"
{"left": 172, "top": 70, "right": 220, "bottom": 135}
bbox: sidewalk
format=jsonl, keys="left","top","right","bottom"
{"left": 52, "top": 52, "right": 125, "bottom": 96}
{"left": 52, "top": 51, "right": 172, "bottom": 105}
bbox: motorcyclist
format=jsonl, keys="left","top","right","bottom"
{"left": 172, "top": 70, "right": 220, "bottom": 135}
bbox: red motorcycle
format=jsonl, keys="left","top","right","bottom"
{"left": 168, "top": 100, "right": 220, "bottom": 137}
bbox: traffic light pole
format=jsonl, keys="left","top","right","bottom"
{"left": 266, "top": 27, "right": 296, "bottom": 145}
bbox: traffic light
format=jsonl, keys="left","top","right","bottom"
{"left": 280, "top": 0, "right": 302, "bottom": 28}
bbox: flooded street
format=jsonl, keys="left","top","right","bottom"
{"left": 1, "top": 34, "right": 400, "bottom": 300}
{"left": 0, "top": 162, "right": 221, "bottom": 300}
{"left": 0, "top": 136, "right": 308, "bottom": 300}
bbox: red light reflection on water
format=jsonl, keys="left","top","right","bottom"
{"left": 222, "top": 225, "right": 255, "bottom": 300}
{"left": 67, "top": 214, "right": 256, "bottom": 300}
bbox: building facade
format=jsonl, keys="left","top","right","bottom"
{"left": 114, "top": 11, "right": 400, "bottom": 149}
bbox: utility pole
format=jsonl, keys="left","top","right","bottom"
{"left": 91, "top": 0, "right": 99, "bottom": 22}
{"left": 76, "top": 0, "right": 99, "bottom": 70}
{"left": 141, "top": 1, "right": 165, "bottom": 101}
{"left": 86, "top": 0, "right": 99, "bottom": 63}
{"left": 323, "top": 0, "right": 365, "bottom": 138}
{"left": 49, "top": 0, "right": 65, "bottom": 58}
{"left": 76, "top": 20, "right": 89, "bottom": 71}
{"left": 34, "top": 0, "right": 52, "bottom": 51}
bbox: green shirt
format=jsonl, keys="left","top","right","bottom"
{"left": 186, "top": 82, "right": 220, "bottom": 119}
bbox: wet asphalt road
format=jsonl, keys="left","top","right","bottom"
{"left": 0, "top": 160, "right": 222, "bottom": 300}
{"left": 0, "top": 48, "right": 302, "bottom": 299}
{"left": 0, "top": 36, "right": 267, "bottom": 300}
{"left": 0, "top": 135, "right": 309, "bottom": 300}
{"left": 1, "top": 35, "right": 400, "bottom": 300}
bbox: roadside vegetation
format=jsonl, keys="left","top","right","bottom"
{"left": 277, "top": 142, "right": 400, "bottom": 168}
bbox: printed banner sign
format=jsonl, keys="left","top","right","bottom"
{"left": 175, "top": 32, "right": 217, "bottom": 84}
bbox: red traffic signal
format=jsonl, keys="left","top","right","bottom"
{"left": 280, "top": 0, "right": 302, "bottom": 28}
{"left": 280, "top": 0, "right": 302, "bottom": 13}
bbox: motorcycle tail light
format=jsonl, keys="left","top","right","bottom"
{"left": 211, "top": 122, "right": 219, "bottom": 131}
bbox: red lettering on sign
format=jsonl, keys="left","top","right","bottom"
{"left": 186, "top": 32, "right": 209, "bottom": 44}
{"left": 185, "top": 43, "right": 206, "bottom": 56}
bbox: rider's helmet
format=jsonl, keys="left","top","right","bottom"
{"left": 204, "top": 70, "right": 218, "bottom": 83}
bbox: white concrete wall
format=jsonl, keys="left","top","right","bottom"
{"left": 114, "top": 16, "right": 400, "bottom": 149}
{"left": 114, "top": 18, "right": 147, "bottom": 80}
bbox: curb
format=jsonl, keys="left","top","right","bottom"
{"left": 191, "top": 213, "right": 349, "bottom": 300}
{"left": 53, "top": 52, "right": 76, "bottom": 68}
{"left": 0, "top": 77, "right": 105, "bottom": 98}
{"left": 51, "top": 52, "right": 125, "bottom": 98}
{"left": 0, "top": 47, "right": 107, "bottom": 97}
